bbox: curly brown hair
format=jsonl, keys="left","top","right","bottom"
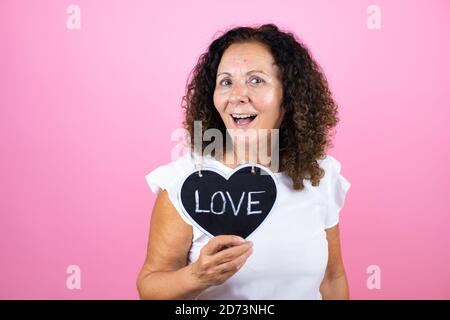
{"left": 182, "top": 23, "right": 339, "bottom": 191}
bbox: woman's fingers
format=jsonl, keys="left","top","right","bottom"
{"left": 213, "top": 245, "right": 254, "bottom": 274}
{"left": 212, "top": 241, "right": 253, "bottom": 265}
{"left": 192, "top": 235, "right": 254, "bottom": 287}
{"left": 203, "top": 235, "right": 246, "bottom": 255}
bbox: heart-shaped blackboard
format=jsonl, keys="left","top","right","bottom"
{"left": 177, "top": 164, "right": 278, "bottom": 239}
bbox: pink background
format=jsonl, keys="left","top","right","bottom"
{"left": 1, "top": 0, "right": 449, "bottom": 299}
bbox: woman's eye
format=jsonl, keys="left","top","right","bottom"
{"left": 219, "top": 79, "right": 231, "bottom": 86}
{"left": 218, "top": 77, "right": 264, "bottom": 86}
{"left": 249, "top": 77, "right": 264, "bottom": 84}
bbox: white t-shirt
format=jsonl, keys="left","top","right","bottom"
{"left": 144, "top": 152, "right": 351, "bottom": 300}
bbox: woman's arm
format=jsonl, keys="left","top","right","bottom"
{"left": 137, "top": 264, "right": 206, "bottom": 300}
{"left": 319, "top": 223, "right": 350, "bottom": 299}
{"left": 136, "top": 190, "right": 206, "bottom": 299}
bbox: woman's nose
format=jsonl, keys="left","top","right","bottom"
{"left": 229, "top": 82, "right": 249, "bottom": 104}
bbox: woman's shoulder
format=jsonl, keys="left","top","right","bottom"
{"left": 315, "top": 153, "right": 351, "bottom": 195}
{"left": 144, "top": 152, "right": 197, "bottom": 194}
{"left": 317, "top": 154, "right": 343, "bottom": 174}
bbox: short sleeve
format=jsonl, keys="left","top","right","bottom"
{"left": 144, "top": 163, "right": 195, "bottom": 228}
{"left": 324, "top": 156, "right": 351, "bottom": 229}
{"left": 144, "top": 157, "right": 208, "bottom": 243}
{"left": 145, "top": 164, "right": 177, "bottom": 194}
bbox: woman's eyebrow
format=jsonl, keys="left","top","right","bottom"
{"left": 216, "top": 70, "right": 269, "bottom": 78}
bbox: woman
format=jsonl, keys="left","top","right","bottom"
{"left": 137, "top": 24, "right": 351, "bottom": 299}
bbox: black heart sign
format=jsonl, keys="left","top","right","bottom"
{"left": 177, "top": 164, "right": 278, "bottom": 239}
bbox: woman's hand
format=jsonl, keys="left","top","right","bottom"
{"left": 188, "top": 235, "right": 254, "bottom": 290}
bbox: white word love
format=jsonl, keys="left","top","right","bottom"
{"left": 195, "top": 190, "right": 266, "bottom": 215}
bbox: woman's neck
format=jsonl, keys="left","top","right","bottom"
{"left": 219, "top": 147, "right": 280, "bottom": 172}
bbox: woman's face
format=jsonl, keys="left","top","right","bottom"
{"left": 213, "top": 41, "right": 284, "bottom": 133}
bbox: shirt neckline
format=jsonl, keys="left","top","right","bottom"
{"left": 201, "top": 155, "right": 285, "bottom": 176}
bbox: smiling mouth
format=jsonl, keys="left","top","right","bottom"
{"left": 230, "top": 113, "right": 258, "bottom": 127}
